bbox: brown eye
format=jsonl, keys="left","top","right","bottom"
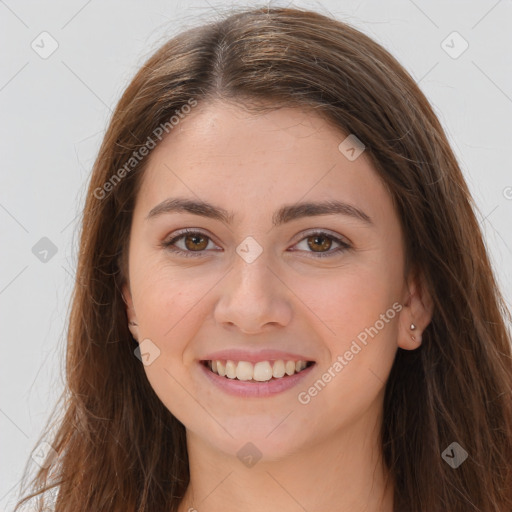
{"left": 162, "top": 230, "right": 215, "bottom": 258}
{"left": 292, "top": 231, "right": 351, "bottom": 258}
{"left": 183, "top": 233, "right": 209, "bottom": 251}
{"left": 307, "top": 234, "right": 333, "bottom": 252}
{"left": 163, "top": 229, "right": 350, "bottom": 259}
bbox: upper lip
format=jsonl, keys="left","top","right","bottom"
{"left": 200, "top": 349, "right": 316, "bottom": 363}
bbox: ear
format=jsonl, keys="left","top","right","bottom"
{"left": 398, "top": 269, "right": 434, "bottom": 350}
{"left": 121, "top": 283, "right": 140, "bottom": 342}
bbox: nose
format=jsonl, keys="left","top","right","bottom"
{"left": 213, "top": 253, "right": 293, "bottom": 334}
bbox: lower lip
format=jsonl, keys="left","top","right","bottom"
{"left": 198, "top": 361, "right": 316, "bottom": 398}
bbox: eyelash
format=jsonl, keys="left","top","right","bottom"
{"left": 161, "top": 228, "right": 351, "bottom": 259}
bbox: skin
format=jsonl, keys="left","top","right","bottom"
{"left": 122, "top": 100, "right": 433, "bottom": 512}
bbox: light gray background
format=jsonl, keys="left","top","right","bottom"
{"left": 1, "top": 0, "right": 511, "bottom": 509}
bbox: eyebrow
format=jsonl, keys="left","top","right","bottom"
{"left": 145, "top": 197, "right": 373, "bottom": 227}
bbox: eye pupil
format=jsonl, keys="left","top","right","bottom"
{"left": 185, "top": 234, "right": 208, "bottom": 251}
{"left": 308, "top": 235, "right": 332, "bottom": 252}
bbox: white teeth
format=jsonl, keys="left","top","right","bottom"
{"left": 285, "top": 360, "right": 296, "bottom": 375}
{"left": 272, "top": 359, "right": 285, "bottom": 378}
{"left": 253, "top": 361, "right": 273, "bottom": 381}
{"left": 236, "top": 361, "right": 253, "bottom": 381}
{"left": 295, "top": 361, "right": 307, "bottom": 372}
{"left": 225, "top": 360, "right": 237, "bottom": 379}
{"left": 206, "top": 359, "right": 311, "bottom": 381}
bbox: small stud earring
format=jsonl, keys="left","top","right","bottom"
{"left": 410, "top": 323, "right": 418, "bottom": 342}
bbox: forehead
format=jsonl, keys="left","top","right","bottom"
{"left": 135, "top": 101, "right": 393, "bottom": 226}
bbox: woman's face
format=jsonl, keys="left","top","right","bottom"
{"left": 122, "top": 100, "right": 423, "bottom": 459}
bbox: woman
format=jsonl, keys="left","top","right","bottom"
{"left": 15, "top": 6, "right": 512, "bottom": 512}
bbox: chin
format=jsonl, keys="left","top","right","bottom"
{"left": 194, "top": 418, "right": 309, "bottom": 462}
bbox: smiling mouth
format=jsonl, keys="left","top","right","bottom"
{"left": 201, "top": 359, "right": 315, "bottom": 382}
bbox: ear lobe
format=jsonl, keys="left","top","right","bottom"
{"left": 397, "top": 271, "right": 434, "bottom": 350}
{"left": 121, "top": 283, "right": 140, "bottom": 342}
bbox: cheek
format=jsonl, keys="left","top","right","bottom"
{"left": 131, "top": 268, "right": 210, "bottom": 422}
{"left": 304, "top": 262, "right": 401, "bottom": 342}
{"left": 130, "top": 242, "right": 205, "bottom": 328}
{"left": 135, "top": 272, "right": 204, "bottom": 345}
{"left": 296, "top": 262, "right": 400, "bottom": 402}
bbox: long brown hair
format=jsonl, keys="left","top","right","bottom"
{"left": 15, "top": 6, "right": 512, "bottom": 511}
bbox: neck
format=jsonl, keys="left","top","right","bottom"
{"left": 177, "top": 403, "right": 394, "bottom": 512}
